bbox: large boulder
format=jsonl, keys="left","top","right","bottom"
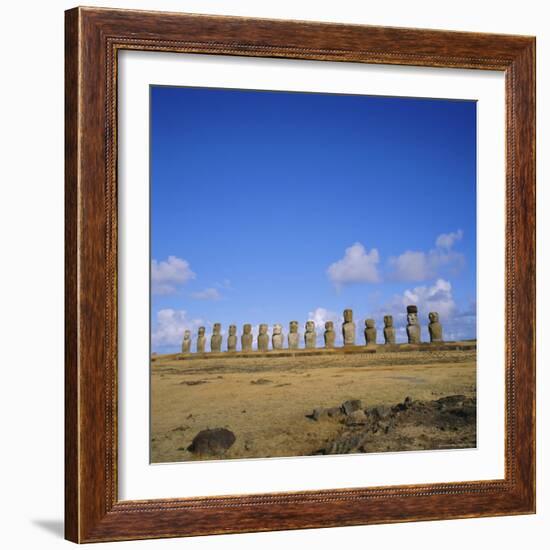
{"left": 341, "top": 399, "right": 363, "bottom": 415}
{"left": 188, "top": 428, "right": 236, "bottom": 456}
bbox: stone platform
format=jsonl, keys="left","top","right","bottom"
{"left": 153, "top": 340, "right": 477, "bottom": 362}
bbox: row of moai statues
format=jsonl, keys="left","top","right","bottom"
{"left": 181, "top": 307, "right": 443, "bottom": 353}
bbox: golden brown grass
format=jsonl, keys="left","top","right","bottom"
{"left": 151, "top": 348, "right": 476, "bottom": 463}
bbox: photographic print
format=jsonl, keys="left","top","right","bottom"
{"left": 150, "top": 86, "right": 477, "bottom": 463}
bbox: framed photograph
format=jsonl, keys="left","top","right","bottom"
{"left": 65, "top": 7, "right": 536, "bottom": 543}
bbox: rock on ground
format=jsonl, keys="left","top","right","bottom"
{"left": 188, "top": 428, "right": 236, "bottom": 456}
{"left": 311, "top": 395, "right": 476, "bottom": 455}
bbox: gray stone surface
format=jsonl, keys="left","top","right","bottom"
{"left": 272, "top": 324, "right": 284, "bottom": 349}
{"left": 383, "top": 315, "right": 396, "bottom": 344}
{"left": 324, "top": 321, "right": 336, "bottom": 348}
{"left": 288, "top": 321, "right": 300, "bottom": 349}
{"left": 428, "top": 312, "right": 443, "bottom": 343}
{"left": 345, "top": 409, "right": 368, "bottom": 426}
{"left": 308, "top": 405, "right": 344, "bottom": 421}
{"left": 227, "top": 324, "right": 237, "bottom": 351}
{"left": 196, "top": 326, "right": 206, "bottom": 353}
{"left": 181, "top": 329, "right": 191, "bottom": 353}
{"left": 342, "top": 308, "right": 356, "bottom": 346}
{"left": 342, "top": 399, "right": 363, "bottom": 415}
{"left": 241, "top": 324, "right": 253, "bottom": 352}
{"left": 364, "top": 319, "right": 377, "bottom": 345}
{"left": 304, "top": 321, "right": 316, "bottom": 349}
{"left": 188, "top": 428, "right": 236, "bottom": 456}
{"left": 258, "top": 324, "right": 269, "bottom": 351}
{"left": 406, "top": 305, "right": 421, "bottom": 344}
{"left": 210, "top": 323, "right": 222, "bottom": 352}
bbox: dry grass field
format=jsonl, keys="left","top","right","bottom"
{"left": 151, "top": 345, "right": 476, "bottom": 463}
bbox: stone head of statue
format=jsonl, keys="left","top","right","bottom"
{"left": 325, "top": 321, "right": 334, "bottom": 331}
{"left": 259, "top": 324, "right": 268, "bottom": 335}
{"left": 213, "top": 323, "right": 221, "bottom": 335}
{"left": 343, "top": 309, "right": 353, "bottom": 323}
{"left": 289, "top": 321, "right": 298, "bottom": 333}
{"left": 365, "top": 319, "right": 375, "bottom": 329}
{"left": 184, "top": 329, "right": 191, "bottom": 339}
{"left": 429, "top": 312, "right": 439, "bottom": 323}
{"left": 243, "top": 324, "right": 252, "bottom": 334}
{"left": 229, "top": 324, "right": 237, "bottom": 336}
{"left": 383, "top": 315, "right": 393, "bottom": 327}
{"left": 305, "top": 320, "right": 315, "bottom": 332}
{"left": 273, "top": 324, "right": 282, "bottom": 335}
{"left": 406, "top": 305, "right": 418, "bottom": 325}
{"left": 198, "top": 326, "right": 206, "bottom": 336}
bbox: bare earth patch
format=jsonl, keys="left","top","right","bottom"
{"left": 150, "top": 347, "right": 476, "bottom": 463}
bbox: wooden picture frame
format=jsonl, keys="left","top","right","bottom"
{"left": 65, "top": 6, "right": 536, "bottom": 543}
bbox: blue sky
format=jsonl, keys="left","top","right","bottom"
{"left": 150, "top": 86, "right": 476, "bottom": 352}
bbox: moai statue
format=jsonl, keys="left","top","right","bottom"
{"left": 272, "top": 324, "right": 284, "bottom": 350}
{"left": 324, "top": 321, "right": 336, "bottom": 348}
{"left": 258, "top": 324, "right": 269, "bottom": 351}
{"left": 288, "top": 321, "right": 300, "bottom": 349}
{"left": 364, "top": 319, "right": 377, "bottom": 345}
{"left": 406, "top": 305, "right": 421, "bottom": 344}
{"left": 227, "top": 324, "right": 237, "bottom": 351}
{"left": 241, "top": 324, "right": 253, "bottom": 352}
{"left": 304, "top": 321, "right": 316, "bottom": 349}
{"left": 428, "top": 312, "right": 443, "bottom": 343}
{"left": 196, "top": 326, "right": 206, "bottom": 353}
{"left": 342, "top": 309, "right": 356, "bottom": 346}
{"left": 181, "top": 329, "right": 191, "bottom": 353}
{"left": 383, "top": 315, "right": 396, "bottom": 344}
{"left": 211, "top": 323, "right": 222, "bottom": 352}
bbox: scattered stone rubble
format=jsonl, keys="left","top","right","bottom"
{"left": 307, "top": 394, "right": 476, "bottom": 455}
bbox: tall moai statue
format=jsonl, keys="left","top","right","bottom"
{"left": 211, "top": 323, "right": 222, "bottom": 352}
{"left": 181, "top": 329, "right": 192, "bottom": 353}
{"left": 196, "top": 326, "right": 206, "bottom": 353}
{"left": 364, "top": 319, "right": 377, "bottom": 345}
{"left": 428, "top": 312, "right": 443, "bottom": 343}
{"left": 324, "top": 321, "right": 336, "bottom": 348}
{"left": 258, "top": 324, "right": 269, "bottom": 351}
{"left": 304, "top": 321, "right": 316, "bottom": 349}
{"left": 342, "top": 309, "right": 356, "bottom": 346}
{"left": 241, "top": 324, "right": 253, "bottom": 352}
{"left": 406, "top": 305, "right": 421, "bottom": 344}
{"left": 272, "top": 324, "right": 284, "bottom": 350}
{"left": 383, "top": 315, "right": 396, "bottom": 344}
{"left": 227, "top": 324, "right": 237, "bottom": 351}
{"left": 288, "top": 321, "right": 300, "bottom": 349}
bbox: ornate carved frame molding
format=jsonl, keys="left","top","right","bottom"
{"left": 65, "top": 7, "right": 535, "bottom": 542}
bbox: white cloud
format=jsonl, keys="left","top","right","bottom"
{"left": 151, "top": 309, "right": 203, "bottom": 350}
{"left": 435, "top": 229, "right": 463, "bottom": 250}
{"left": 327, "top": 242, "right": 381, "bottom": 289}
{"left": 151, "top": 256, "right": 195, "bottom": 295}
{"left": 388, "top": 230, "right": 465, "bottom": 282}
{"left": 191, "top": 287, "right": 222, "bottom": 301}
{"left": 388, "top": 250, "right": 432, "bottom": 281}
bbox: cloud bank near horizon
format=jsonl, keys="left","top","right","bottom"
{"left": 151, "top": 230, "right": 474, "bottom": 352}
